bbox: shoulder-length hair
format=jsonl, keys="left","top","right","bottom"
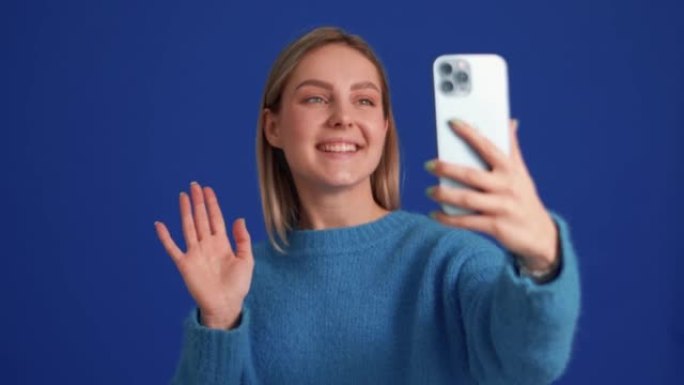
{"left": 256, "top": 26, "right": 401, "bottom": 253}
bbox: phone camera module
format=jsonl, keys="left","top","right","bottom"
{"left": 439, "top": 63, "right": 453, "bottom": 76}
{"left": 454, "top": 71, "right": 469, "bottom": 84}
{"left": 441, "top": 81, "right": 454, "bottom": 92}
{"left": 438, "top": 58, "right": 471, "bottom": 96}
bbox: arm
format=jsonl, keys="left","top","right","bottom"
{"left": 171, "top": 307, "right": 253, "bottom": 385}
{"left": 426, "top": 119, "right": 581, "bottom": 383}
{"left": 154, "top": 182, "right": 256, "bottom": 385}
{"left": 454, "top": 214, "right": 580, "bottom": 385}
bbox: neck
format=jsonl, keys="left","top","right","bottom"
{"left": 295, "top": 180, "right": 389, "bottom": 230}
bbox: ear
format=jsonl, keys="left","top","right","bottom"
{"left": 263, "top": 108, "right": 282, "bottom": 148}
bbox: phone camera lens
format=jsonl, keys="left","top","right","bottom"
{"left": 441, "top": 81, "right": 454, "bottom": 92}
{"left": 454, "top": 71, "right": 469, "bottom": 83}
{"left": 439, "top": 63, "right": 453, "bottom": 76}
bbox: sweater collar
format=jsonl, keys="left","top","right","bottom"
{"left": 277, "top": 210, "right": 410, "bottom": 254}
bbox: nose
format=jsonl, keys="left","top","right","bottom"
{"left": 326, "top": 101, "right": 354, "bottom": 129}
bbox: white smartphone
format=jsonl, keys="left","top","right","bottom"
{"left": 432, "top": 54, "right": 511, "bottom": 215}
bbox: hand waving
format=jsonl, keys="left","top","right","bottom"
{"left": 154, "top": 181, "right": 254, "bottom": 329}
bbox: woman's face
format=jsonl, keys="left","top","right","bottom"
{"left": 264, "top": 43, "right": 388, "bottom": 195}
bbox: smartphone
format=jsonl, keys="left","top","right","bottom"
{"left": 432, "top": 54, "right": 511, "bottom": 215}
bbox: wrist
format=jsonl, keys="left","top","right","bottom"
{"left": 200, "top": 304, "right": 243, "bottom": 330}
{"left": 517, "top": 256, "right": 559, "bottom": 282}
{"left": 516, "top": 244, "right": 561, "bottom": 284}
{"left": 519, "top": 214, "right": 560, "bottom": 271}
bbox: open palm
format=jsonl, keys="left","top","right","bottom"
{"left": 154, "top": 182, "right": 254, "bottom": 329}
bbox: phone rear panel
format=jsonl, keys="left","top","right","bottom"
{"left": 432, "top": 54, "right": 511, "bottom": 215}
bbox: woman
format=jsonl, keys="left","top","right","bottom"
{"left": 154, "top": 26, "right": 580, "bottom": 385}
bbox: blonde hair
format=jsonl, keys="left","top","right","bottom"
{"left": 256, "top": 26, "right": 401, "bottom": 252}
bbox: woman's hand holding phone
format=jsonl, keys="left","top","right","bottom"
{"left": 426, "top": 119, "right": 559, "bottom": 272}
{"left": 154, "top": 182, "right": 254, "bottom": 330}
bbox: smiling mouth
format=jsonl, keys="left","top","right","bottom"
{"left": 316, "top": 143, "right": 360, "bottom": 153}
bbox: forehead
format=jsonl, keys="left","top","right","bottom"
{"left": 288, "top": 43, "right": 382, "bottom": 88}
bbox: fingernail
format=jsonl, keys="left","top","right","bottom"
{"left": 154, "top": 221, "right": 159, "bottom": 226}
{"left": 190, "top": 181, "right": 198, "bottom": 186}
{"left": 424, "top": 160, "right": 436, "bottom": 172}
{"left": 449, "top": 119, "right": 465, "bottom": 129}
{"left": 425, "top": 186, "right": 435, "bottom": 197}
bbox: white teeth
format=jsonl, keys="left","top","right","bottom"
{"left": 318, "top": 143, "right": 358, "bottom": 153}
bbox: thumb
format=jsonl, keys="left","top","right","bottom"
{"left": 232, "top": 218, "right": 253, "bottom": 261}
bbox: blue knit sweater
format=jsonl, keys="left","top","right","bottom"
{"left": 171, "top": 210, "right": 580, "bottom": 385}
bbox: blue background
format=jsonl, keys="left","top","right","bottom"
{"left": 3, "top": 0, "right": 682, "bottom": 383}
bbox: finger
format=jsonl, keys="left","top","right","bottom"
{"left": 431, "top": 212, "right": 496, "bottom": 234}
{"left": 179, "top": 192, "right": 198, "bottom": 248}
{"left": 190, "top": 181, "right": 212, "bottom": 241}
{"left": 154, "top": 221, "right": 185, "bottom": 263}
{"left": 203, "top": 186, "right": 227, "bottom": 236}
{"left": 427, "top": 160, "right": 506, "bottom": 192}
{"left": 232, "top": 218, "right": 253, "bottom": 261}
{"left": 450, "top": 119, "right": 510, "bottom": 171}
{"left": 428, "top": 185, "right": 509, "bottom": 215}
{"left": 509, "top": 119, "right": 524, "bottom": 165}
{"left": 433, "top": 211, "right": 495, "bottom": 235}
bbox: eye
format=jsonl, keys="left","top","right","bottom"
{"left": 304, "top": 96, "right": 326, "bottom": 104}
{"left": 357, "top": 98, "right": 376, "bottom": 106}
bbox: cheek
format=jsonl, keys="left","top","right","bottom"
{"left": 280, "top": 107, "right": 324, "bottom": 142}
{"left": 364, "top": 127, "right": 388, "bottom": 168}
{"left": 369, "top": 118, "right": 388, "bottom": 146}
{"left": 279, "top": 117, "right": 310, "bottom": 146}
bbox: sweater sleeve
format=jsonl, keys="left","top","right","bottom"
{"left": 453, "top": 213, "right": 581, "bottom": 385}
{"left": 170, "top": 306, "right": 252, "bottom": 385}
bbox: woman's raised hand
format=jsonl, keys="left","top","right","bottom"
{"left": 154, "top": 181, "right": 254, "bottom": 330}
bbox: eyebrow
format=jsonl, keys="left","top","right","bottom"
{"left": 294, "top": 79, "right": 381, "bottom": 93}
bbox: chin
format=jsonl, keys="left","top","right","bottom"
{"left": 322, "top": 175, "right": 363, "bottom": 188}
{"left": 314, "top": 172, "right": 372, "bottom": 191}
